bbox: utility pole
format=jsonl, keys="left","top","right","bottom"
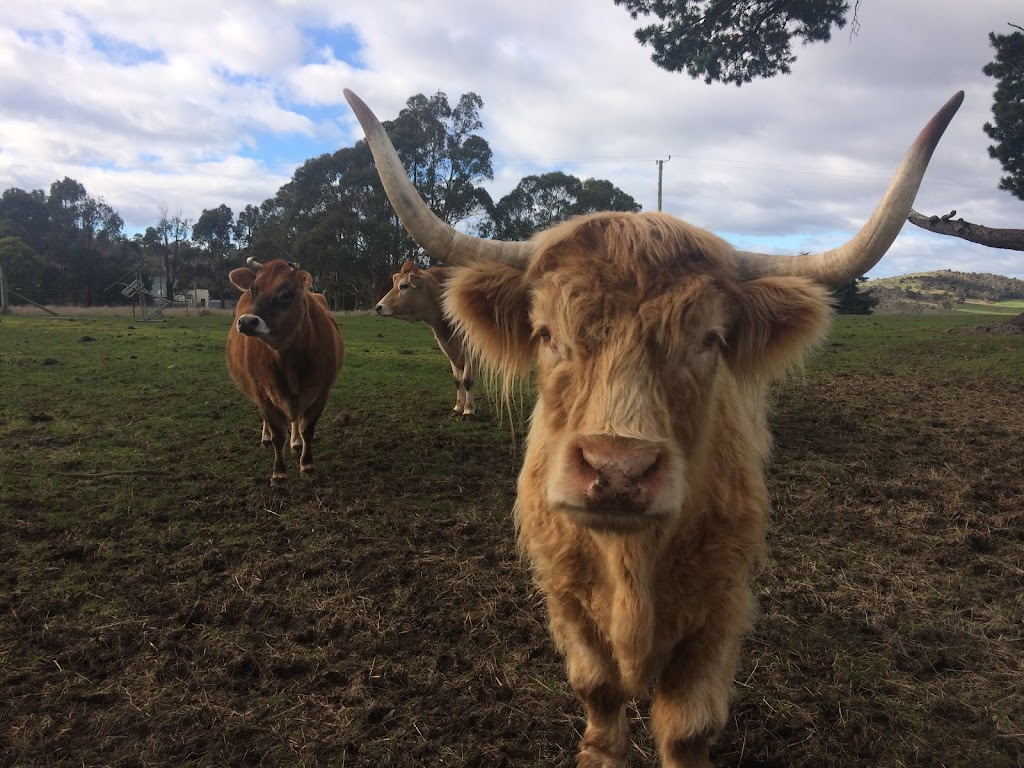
{"left": 656, "top": 156, "right": 671, "bottom": 211}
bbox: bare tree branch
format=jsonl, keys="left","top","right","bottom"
{"left": 907, "top": 209, "right": 1024, "bottom": 252}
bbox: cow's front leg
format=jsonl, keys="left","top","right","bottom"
{"left": 262, "top": 410, "right": 289, "bottom": 485}
{"left": 548, "top": 595, "right": 631, "bottom": 768}
{"left": 459, "top": 364, "right": 475, "bottom": 417}
{"left": 289, "top": 421, "right": 302, "bottom": 455}
{"left": 650, "top": 608, "right": 749, "bottom": 768}
{"left": 296, "top": 414, "right": 320, "bottom": 478}
{"left": 447, "top": 361, "right": 467, "bottom": 417}
{"left": 261, "top": 420, "right": 272, "bottom": 449}
{"left": 575, "top": 681, "right": 630, "bottom": 768}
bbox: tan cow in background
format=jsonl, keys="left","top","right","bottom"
{"left": 375, "top": 260, "right": 477, "bottom": 417}
{"left": 226, "top": 258, "right": 345, "bottom": 485}
{"left": 346, "top": 89, "right": 963, "bottom": 767}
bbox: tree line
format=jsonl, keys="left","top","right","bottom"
{"left": 0, "top": 91, "right": 640, "bottom": 311}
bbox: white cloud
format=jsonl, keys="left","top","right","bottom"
{"left": 0, "top": 0, "right": 1020, "bottom": 278}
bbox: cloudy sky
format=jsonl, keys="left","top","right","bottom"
{"left": 2, "top": 0, "right": 1021, "bottom": 278}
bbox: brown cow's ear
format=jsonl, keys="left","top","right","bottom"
{"left": 443, "top": 262, "right": 534, "bottom": 379}
{"left": 726, "top": 277, "right": 832, "bottom": 380}
{"left": 229, "top": 268, "right": 256, "bottom": 291}
{"left": 296, "top": 270, "right": 313, "bottom": 291}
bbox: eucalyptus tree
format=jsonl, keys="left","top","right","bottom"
{"left": 613, "top": 0, "right": 854, "bottom": 85}
{"left": 246, "top": 90, "right": 496, "bottom": 308}
{"left": 45, "top": 177, "right": 124, "bottom": 304}
{"left": 192, "top": 204, "right": 236, "bottom": 301}
{"left": 154, "top": 206, "right": 192, "bottom": 300}
{"left": 481, "top": 172, "right": 641, "bottom": 240}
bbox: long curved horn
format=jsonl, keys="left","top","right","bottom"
{"left": 734, "top": 91, "right": 964, "bottom": 286}
{"left": 344, "top": 89, "right": 533, "bottom": 268}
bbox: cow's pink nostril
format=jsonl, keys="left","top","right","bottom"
{"left": 577, "top": 440, "right": 662, "bottom": 507}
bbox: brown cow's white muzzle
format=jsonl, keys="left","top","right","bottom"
{"left": 573, "top": 437, "right": 664, "bottom": 516}
{"left": 237, "top": 313, "right": 270, "bottom": 337}
{"left": 374, "top": 303, "right": 393, "bottom": 316}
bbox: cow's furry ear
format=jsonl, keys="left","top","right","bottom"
{"left": 726, "top": 277, "right": 833, "bottom": 380}
{"left": 229, "top": 268, "right": 256, "bottom": 291}
{"left": 443, "top": 262, "right": 534, "bottom": 380}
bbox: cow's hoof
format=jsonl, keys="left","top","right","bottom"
{"left": 576, "top": 746, "right": 628, "bottom": 768}
{"left": 299, "top": 466, "right": 315, "bottom": 480}
{"left": 270, "top": 473, "right": 287, "bottom": 487}
{"left": 261, "top": 440, "right": 273, "bottom": 450}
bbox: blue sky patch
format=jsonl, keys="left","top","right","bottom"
{"left": 88, "top": 32, "right": 164, "bottom": 66}
{"left": 17, "top": 29, "right": 66, "bottom": 48}
{"left": 302, "top": 24, "right": 364, "bottom": 69}
{"left": 239, "top": 129, "right": 342, "bottom": 173}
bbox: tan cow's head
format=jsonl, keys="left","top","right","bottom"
{"left": 229, "top": 258, "right": 314, "bottom": 351}
{"left": 346, "top": 90, "right": 962, "bottom": 530}
{"left": 375, "top": 260, "right": 439, "bottom": 322}
{"left": 442, "top": 212, "right": 833, "bottom": 528}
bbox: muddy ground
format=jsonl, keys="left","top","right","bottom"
{"left": 2, "top": 316, "right": 1022, "bottom": 767}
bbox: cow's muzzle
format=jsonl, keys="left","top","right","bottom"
{"left": 573, "top": 436, "right": 665, "bottom": 519}
{"left": 236, "top": 314, "right": 270, "bottom": 337}
{"left": 374, "top": 303, "right": 393, "bottom": 316}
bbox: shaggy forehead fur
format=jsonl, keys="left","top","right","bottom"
{"left": 444, "top": 210, "right": 833, "bottom": 396}
{"left": 529, "top": 211, "right": 737, "bottom": 288}
{"left": 527, "top": 212, "right": 741, "bottom": 349}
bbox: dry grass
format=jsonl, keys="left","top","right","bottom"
{"left": 0, "top": 311, "right": 1022, "bottom": 767}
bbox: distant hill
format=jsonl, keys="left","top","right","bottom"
{"left": 863, "top": 270, "right": 1024, "bottom": 311}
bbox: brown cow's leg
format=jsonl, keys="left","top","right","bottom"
{"left": 261, "top": 420, "right": 272, "bottom": 449}
{"left": 575, "top": 682, "right": 630, "bottom": 768}
{"left": 262, "top": 410, "right": 289, "bottom": 485}
{"left": 297, "top": 415, "right": 319, "bottom": 478}
{"left": 460, "top": 370, "right": 475, "bottom": 417}
{"left": 548, "top": 597, "right": 631, "bottom": 767}
{"left": 650, "top": 615, "right": 747, "bottom": 768}
{"left": 289, "top": 422, "right": 302, "bottom": 454}
{"left": 447, "top": 361, "right": 465, "bottom": 417}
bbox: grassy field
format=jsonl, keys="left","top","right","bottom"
{"left": 1, "top": 308, "right": 1022, "bottom": 767}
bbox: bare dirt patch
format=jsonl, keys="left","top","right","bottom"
{"left": 2, "top": 315, "right": 1022, "bottom": 767}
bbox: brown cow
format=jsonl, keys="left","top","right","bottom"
{"left": 346, "top": 89, "right": 963, "bottom": 767}
{"left": 375, "top": 260, "right": 477, "bottom": 417}
{"left": 226, "top": 258, "right": 344, "bottom": 484}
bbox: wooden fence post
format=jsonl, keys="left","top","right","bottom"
{"left": 0, "top": 262, "right": 9, "bottom": 314}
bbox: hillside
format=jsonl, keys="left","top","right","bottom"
{"left": 863, "top": 269, "right": 1024, "bottom": 312}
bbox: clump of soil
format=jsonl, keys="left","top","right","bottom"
{"left": 962, "top": 312, "right": 1024, "bottom": 334}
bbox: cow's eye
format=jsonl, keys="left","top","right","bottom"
{"left": 249, "top": 285, "right": 259, "bottom": 298}
{"left": 538, "top": 326, "right": 552, "bottom": 344}
{"left": 276, "top": 291, "right": 293, "bottom": 304}
{"left": 399, "top": 282, "right": 410, "bottom": 291}
{"left": 703, "top": 329, "right": 725, "bottom": 350}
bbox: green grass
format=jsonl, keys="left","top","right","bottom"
{"left": 1, "top": 307, "right": 1022, "bottom": 768}
{"left": 954, "top": 299, "right": 1024, "bottom": 314}
{"left": 812, "top": 313, "right": 1024, "bottom": 379}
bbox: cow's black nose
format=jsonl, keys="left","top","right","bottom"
{"left": 237, "top": 315, "right": 261, "bottom": 334}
